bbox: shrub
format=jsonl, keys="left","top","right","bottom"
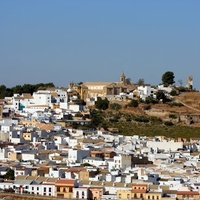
{"left": 170, "top": 89, "right": 178, "bottom": 96}
{"left": 134, "top": 116, "right": 149, "bottom": 123}
{"left": 164, "top": 121, "right": 174, "bottom": 126}
{"left": 178, "top": 86, "right": 187, "bottom": 92}
{"left": 143, "top": 105, "right": 151, "bottom": 110}
{"left": 110, "top": 103, "right": 122, "bottom": 110}
{"left": 169, "top": 114, "right": 177, "bottom": 119}
{"left": 3, "top": 188, "right": 15, "bottom": 193}
{"left": 168, "top": 102, "right": 184, "bottom": 107}
{"left": 128, "top": 99, "right": 139, "bottom": 107}
{"left": 125, "top": 116, "right": 132, "bottom": 122}
{"left": 75, "top": 112, "right": 83, "bottom": 117}
{"left": 145, "top": 96, "right": 158, "bottom": 104}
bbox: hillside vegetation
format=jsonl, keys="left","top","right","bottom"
{"left": 83, "top": 91, "right": 200, "bottom": 140}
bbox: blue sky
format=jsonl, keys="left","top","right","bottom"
{"left": 0, "top": 0, "right": 200, "bottom": 89}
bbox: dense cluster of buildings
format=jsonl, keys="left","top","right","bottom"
{"left": 0, "top": 74, "right": 199, "bottom": 200}
{"left": 0, "top": 119, "right": 200, "bottom": 200}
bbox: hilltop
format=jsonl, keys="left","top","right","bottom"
{"left": 90, "top": 91, "right": 200, "bottom": 139}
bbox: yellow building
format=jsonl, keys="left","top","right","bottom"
{"left": 117, "top": 189, "right": 132, "bottom": 200}
{"left": 8, "top": 151, "right": 18, "bottom": 161}
{"left": 176, "top": 191, "right": 200, "bottom": 200}
{"left": 22, "top": 132, "right": 32, "bottom": 141}
{"left": 145, "top": 192, "right": 162, "bottom": 200}
{"left": 55, "top": 179, "right": 77, "bottom": 199}
{"left": 79, "top": 169, "right": 89, "bottom": 181}
{"left": 66, "top": 167, "right": 89, "bottom": 181}
{"left": 132, "top": 183, "right": 148, "bottom": 199}
{"left": 70, "top": 73, "right": 136, "bottom": 101}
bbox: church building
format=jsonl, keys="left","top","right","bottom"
{"left": 70, "top": 73, "right": 136, "bottom": 101}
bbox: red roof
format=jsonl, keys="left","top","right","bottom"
{"left": 132, "top": 189, "right": 147, "bottom": 193}
{"left": 132, "top": 184, "right": 147, "bottom": 187}
{"left": 56, "top": 179, "right": 76, "bottom": 185}
{"left": 177, "top": 191, "right": 199, "bottom": 195}
{"left": 67, "top": 167, "right": 85, "bottom": 173}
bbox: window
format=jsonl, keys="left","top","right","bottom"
{"left": 76, "top": 191, "right": 79, "bottom": 198}
{"left": 127, "top": 194, "right": 130, "bottom": 199}
{"left": 49, "top": 188, "right": 51, "bottom": 192}
{"left": 119, "top": 193, "right": 121, "bottom": 199}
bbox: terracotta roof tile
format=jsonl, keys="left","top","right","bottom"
{"left": 56, "top": 179, "right": 75, "bottom": 185}
{"left": 177, "top": 191, "right": 199, "bottom": 195}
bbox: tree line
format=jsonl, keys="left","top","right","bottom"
{"left": 0, "top": 82, "right": 55, "bottom": 98}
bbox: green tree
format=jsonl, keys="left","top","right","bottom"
{"left": 110, "top": 103, "right": 122, "bottom": 110}
{"left": 128, "top": 99, "right": 139, "bottom": 107}
{"left": 170, "top": 89, "right": 177, "bottom": 96}
{"left": 137, "top": 78, "right": 145, "bottom": 86}
{"left": 162, "top": 71, "right": 175, "bottom": 86}
{"left": 4, "top": 168, "right": 14, "bottom": 180}
{"left": 95, "top": 97, "right": 109, "bottom": 110}
{"left": 156, "top": 91, "right": 167, "bottom": 103}
{"left": 22, "top": 84, "right": 35, "bottom": 94}
{"left": 125, "top": 78, "right": 131, "bottom": 85}
{"left": 0, "top": 85, "right": 7, "bottom": 98}
{"left": 12, "top": 85, "right": 23, "bottom": 94}
{"left": 89, "top": 110, "right": 104, "bottom": 128}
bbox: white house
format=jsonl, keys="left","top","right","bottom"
{"left": 32, "top": 90, "right": 51, "bottom": 106}
{"left": 137, "top": 85, "right": 155, "bottom": 100}
{"left": 146, "top": 141, "right": 183, "bottom": 152}
{"left": 48, "top": 166, "right": 65, "bottom": 178}
{"left": 21, "top": 150, "right": 37, "bottom": 161}
{"left": 12, "top": 93, "right": 34, "bottom": 111}
{"left": 41, "top": 182, "right": 55, "bottom": 196}
{"left": 68, "top": 148, "right": 90, "bottom": 163}
{"left": 9, "top": 130, "right": 22, "bottom": 144}
{"left": 82, "top": 157, "right": 107, "bottom": 168}
{"left": 14, "top": 167, "right": 32, "bottom": 177}
{"left": 73, "top": 187, "right": 89, "bottom": 199}
{"left": 157, "top": 84, "right": 173, "bottom": 93}
{"left": 0, "top": 147, "right": 8, "bottom": 160}
{"left": 69, "top": 104, "right": 84, "bottom": 112}
{"left": 0, "top": 119, "right": 14, "bottom": 132}
{"left": 113, "top": 154, "right": 132, "bottom": 170}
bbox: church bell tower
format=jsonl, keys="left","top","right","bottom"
{"left": 120, "top": 72, "right": 126, "bottom": 84}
